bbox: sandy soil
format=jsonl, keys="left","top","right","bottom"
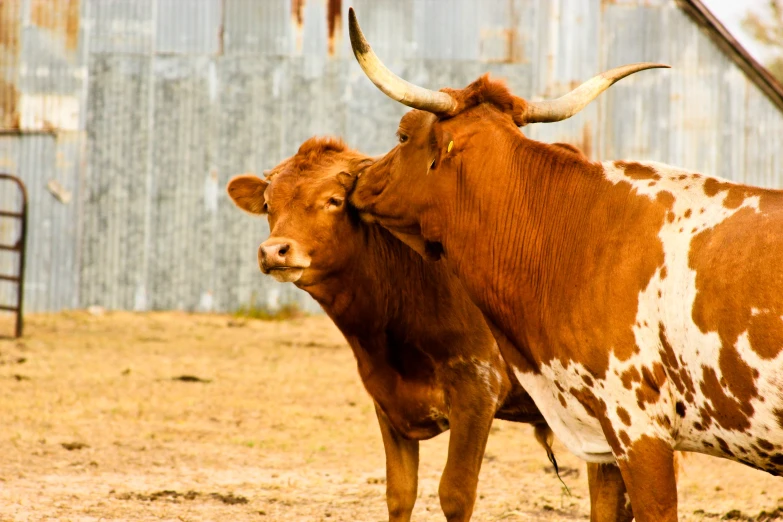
{"left": 0, "top": 311, "right": 781, "bottom": 521}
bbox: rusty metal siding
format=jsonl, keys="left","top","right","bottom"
{"left": 80, "top": 53, "right": 152, "bottom": 310}
{"left": 745, "top": 88, "right": 783, "bottom": 189}
{"left": 212, "top": 54, "right": 326, "bottom": 314}
{"left": 527, "top": 0, "right": 783, "bottom": 196}
{"left": 595, "top": 2, "right": 783, "bottom": 194}
{"left": 2, "top": 0, "right": 782, "bottom": 313}
{"left": 0, "top": 0, "right": 22, "bottom": 129}
{"left": 155, "top": 0, "right": 222, "bottom": 55}
{"left": 0, "top": 133, "right": 81, "bottom": 313}
{"left": 223, "top": 0, "right": 291, "bottom": 56}
{"left": 1, "top": 0, "right": 86, "bottom": 132}
{"left": 86, "top": 0, "right": 155, "bottom": 55}
{"left": 147, "top": 55, "right": 215, "bottom": 310}
{"left": 0, "top": 0, "right": 86, "bottom": 319}
{"left": 524, "top": 0, "right": 603, "bottom": 157}
{"left": 214, "top": 55, "right": 285, "bottom": 313}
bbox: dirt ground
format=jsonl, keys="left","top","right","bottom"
{"left": 0, "top": 311, "right": 781, "bottom": 521}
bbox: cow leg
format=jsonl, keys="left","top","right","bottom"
{"left": 375, "top": 404, "right": 419, "bottom": 522}
{"left": 438, "top": 391, "right": 496, "bottom": 522}
{"left": 587, "top": 462, "right": 633, "bottom": 522}
{"left": 612, "top": 436, "right": 678, "bottom": 522}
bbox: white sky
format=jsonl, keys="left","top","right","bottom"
{"left": 702, "top": 0, "right": 778, "bottom": 62}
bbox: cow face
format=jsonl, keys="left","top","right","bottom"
{"left": 351, "top": 109, "right": 457, "bottom": 260}
{"left": 227, "top": 139, "right": 372, "bottom": 287}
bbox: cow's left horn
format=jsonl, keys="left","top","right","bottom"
{"left": 523, "top": 63, "right": 670, "bottom": 124}
{"left": 348, "top": 8, "right": 457, "bottom": 114}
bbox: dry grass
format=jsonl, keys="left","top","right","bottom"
{"left": 0, "top": 311, "right": 780, "bottom": 521}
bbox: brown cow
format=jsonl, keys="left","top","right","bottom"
{"left": 347, "top": 8, "right": 778, "bottom": 522}
{"left": 226, "top": 137, "right": 633, "bottom": 522}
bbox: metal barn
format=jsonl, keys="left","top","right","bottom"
{"left": 0, "top": 0, "right": 781, "bottom": 314}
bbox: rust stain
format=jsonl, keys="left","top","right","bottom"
{"left": 0, "top": 77, "right": 20, "bottom": 129}
{"left": 0, "top": 0, "right": 21, "bottom": 130}
{"left": 0, "top": 0, "right": 20, "bottom": 48}
{"left": 581, "top": 122, "right": 593, "bottom": 160}
{"left": 217, "top": 0, "right": 225, "bottom": 55}
{"left": 292, "top": 0, "right": 305, "bottom": 27}
{"left": 1, "top": 0, "right": 81, "bottom": 131}
{"left": 505, "top": 0, "right": 522, "bottom": 64}
{"left": 290, "top": 0, "right": 343, "bottom": 57}
{"left": 481, "top": 28, "right": 522, "bottom": 64}
{"left": 291, "top": 0, "right": 306, "bottom": 53}
{"left": 479, "top": 0, "right": 523, "bottom": 65}
{"left": 327, "top": 0, "right": 342, "bottom": 56}
{"left": 505, "top": 28, "right": 519, "bottom": 63}
{"left": 30, "top": 0, "right": 80, "bottom": 51}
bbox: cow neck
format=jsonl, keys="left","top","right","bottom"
{"left": 434, "top": 129, "right": 603, "bottom": 370}
{"left": 305, "top": 222, "right": 447, "bottom": 342}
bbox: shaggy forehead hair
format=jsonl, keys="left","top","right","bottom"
{"left": 264, "top": 136, "right": 358, "bottom": 182}
{"left": 441, "top": 74, "right": 529, "bottom": 125}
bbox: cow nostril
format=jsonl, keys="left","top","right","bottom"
{"left": 277, "top": 244, "right": 290, "bottom": 257}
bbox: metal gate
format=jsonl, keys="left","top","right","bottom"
{"left": 0, "top": 174, "right": 28, "bottom": 338}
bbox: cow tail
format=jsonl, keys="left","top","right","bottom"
{"left": 534, "top": 423, "right": 572, "bottom": 496}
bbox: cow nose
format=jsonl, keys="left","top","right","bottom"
{"left": 274, "top": 243, "right": 289, "bottom": 257}
{"left": 259, "top": 240, "right": 290, "bottom": 267}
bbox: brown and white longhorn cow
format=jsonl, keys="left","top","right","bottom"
{"left": 226, "top": 137, "right": 634, "bottom": 522}
{"left": 347, "top": 8, "right": 781, "bottom": 522}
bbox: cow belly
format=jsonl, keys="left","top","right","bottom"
{"left": 512, "top": 368, "right": 615, "bottom": 463}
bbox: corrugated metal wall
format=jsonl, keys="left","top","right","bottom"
{"left": 1, "top": 0, "right": 782, "bottom": 315}
{"left": 0, "top": 0, "right": 85, "bottom": 321}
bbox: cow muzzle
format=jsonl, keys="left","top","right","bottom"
{"left": 258, "top": 237, "right": 310, "bottom": 283}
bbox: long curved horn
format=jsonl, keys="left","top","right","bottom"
{"left": 523, "top": 63, "right": 670, "bottom": 123}
{"left": 348, "top": 8, "right": 457, "bottom": 114}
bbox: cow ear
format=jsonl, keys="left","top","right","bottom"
{"left": 430, "top": 126, "right": 454, "bottom": 171}
{"left": 336, "top": 171, "right": 356, "bottom": 192}
{"left": 226, "top": 174, "right": 269, "bottom": 215}
{"left": 338, "top": 158, "right": 374, "bottom": 192}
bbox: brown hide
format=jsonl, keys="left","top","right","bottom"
{"left": 349, "top": 66, "right": 782, "bottom": 522}
{"left": 229, "top": 137, "right": 633, "bottom": 522}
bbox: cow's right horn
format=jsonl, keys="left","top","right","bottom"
{"left": 348, "top": 8, "right": 457, "bottom": 114}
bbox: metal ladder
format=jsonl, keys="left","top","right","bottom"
{"left": 0, "top": 174, "right": 28, "bottom": 338}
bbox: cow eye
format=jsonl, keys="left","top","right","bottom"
{"left": 326, "top": 196, "right": 344, "bottom": 210}
{"left": 398, "top": 133, "right": 409, "bottom": 144}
